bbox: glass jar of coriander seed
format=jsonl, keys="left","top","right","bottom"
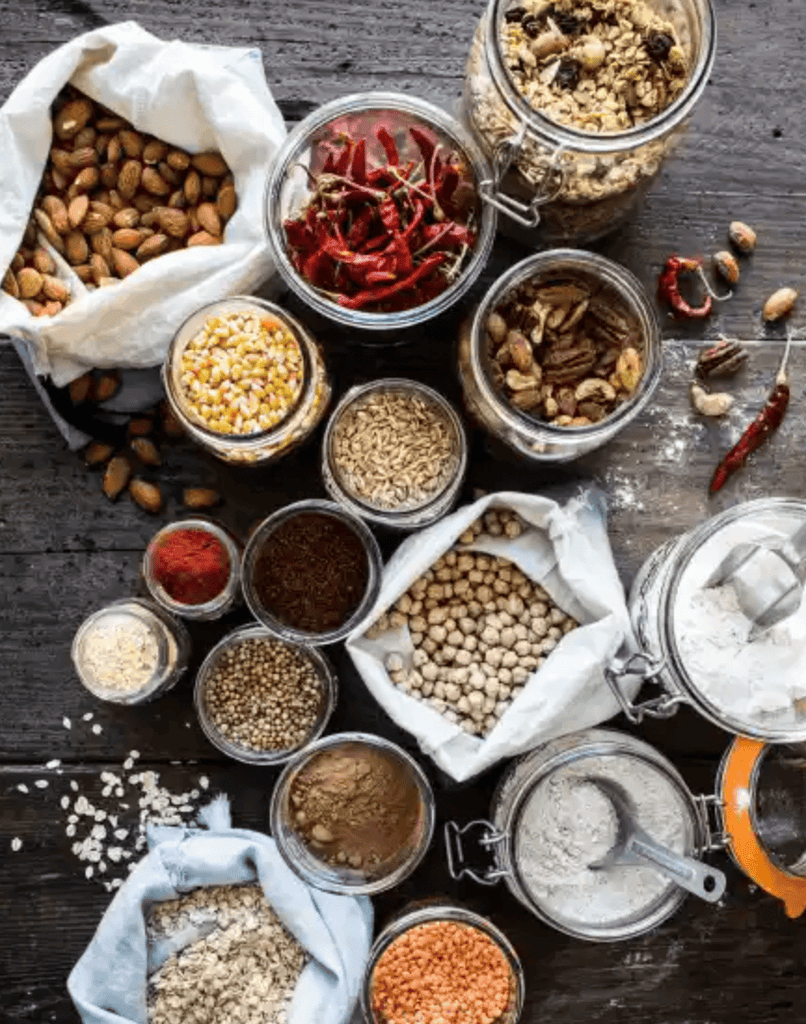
{"left": 71, "top": 598, "right": 191, "bottom": 704}
{"left": 162, "top": 296, "right": 331, "bottom": 466}
{"left": 462, "top": 0, "right": 716, "bottom": 245}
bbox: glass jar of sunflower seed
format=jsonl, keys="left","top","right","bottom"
{"left": 162, "top": 296, "right": 331, "bottom": 465}
{"left": 462, "top": 0, "right": 716, "bottom": 245}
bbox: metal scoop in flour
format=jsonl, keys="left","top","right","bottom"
{"left": 585, "top": 776, "right": 726, "bottom": 903}
{"left": 703, "top": 521, "right": 806, "bottom": 641}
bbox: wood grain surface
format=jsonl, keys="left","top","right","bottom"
{"left": 2, "top": 0, "right": 806, "bottom": 1021}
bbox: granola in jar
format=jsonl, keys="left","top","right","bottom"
{"left": 462, "top": 0, "right": 715, "bottom": 244}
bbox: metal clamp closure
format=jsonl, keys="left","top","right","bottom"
{"left": 444, "top": 819, "right": 509, "bottom": 886}
{"left": 478, "top": 126, "right": 566, "bottom": 229}
{"left": 605, "top": 651, "right": 684, "bottom": 724}
{"left": 693, "top": 793, "right": 729, "bottom": 852}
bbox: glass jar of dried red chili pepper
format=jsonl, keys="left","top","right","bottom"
{"left": 462, "top": 0, "right": 715, "bottom": 246}
{"left": 143, "top": 518, "right": 242, "bottom": 621}
{"left": 264, "top": 92, "right": 497, "bottom": 331}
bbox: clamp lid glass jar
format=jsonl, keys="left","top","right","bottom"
{"left": 615, "top": 497, "right": 806, "bottom": 741}
{"left": 361, "top": 902, "right": 524, "bottom": 1024}
{"left": 162, "top": 295, "right": 331, "bottom": 466}
{"left": 446, "top": 728, "right": 719, "bottom": 941}
{"left": 71, "top": 597, "right": 190, "bottom": 704}
{"left": 321, "top": 378, "right": 468, "bottom": 530}
{"left": 264, "top": 91, "right": 497, "bottom": 330}
{"left": 462, "top": 0, "right": 716, "bottom": 245}
{"left": 457, "top": 249, "right": 662, "bottom": 462}
{"left": 270, "top": 732, "right": 435, "bottom": 895}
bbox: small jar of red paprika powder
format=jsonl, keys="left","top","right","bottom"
{"left": 143, "top": 518, "right": 241, "bottom": 621}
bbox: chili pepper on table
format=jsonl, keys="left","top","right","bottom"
{"left": 709, "top": 332, "right": 792, "bottom": 495}
{"left": 657, "top": 255, "right": 713, "bottom": 319}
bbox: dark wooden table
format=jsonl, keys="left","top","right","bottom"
{"left": 2, "top": 1, "right": 806, "bottom": 1021}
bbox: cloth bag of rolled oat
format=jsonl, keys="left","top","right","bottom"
{"left": 67, "top": 798, "right": 373, "bottom": 1024}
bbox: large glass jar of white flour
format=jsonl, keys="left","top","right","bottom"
{"left": 612, "top": 498, "right": 806, "bottom": 742}
{"left": 445, "top": 728, "right": 720, "bottom": 941}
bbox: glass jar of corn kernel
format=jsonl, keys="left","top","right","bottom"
{"left": 162, "top": 296, "right": 331, "bottom": 465}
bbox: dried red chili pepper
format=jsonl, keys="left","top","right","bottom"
{"left": 338, "top": 252, "right": 448, "bottom": 309}
{"left": 375, "top": 126, "right": 399, "bottom": 166}
{"left": 710, "top": 334, "right": 792, "bottom": 494}
{"left": 350, "top": 139, "right": 367, "bottom": 185}
{"left": 657, "top": 255, "right": 713, "bottom": 320}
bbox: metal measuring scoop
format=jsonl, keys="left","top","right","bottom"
{"left": 703, "top": 521, "right": 806, "bottom": 641}
{"left": 585, "top": 776, "right": 726, "bottom": 903}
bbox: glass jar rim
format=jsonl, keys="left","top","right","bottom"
{"left": 482, "top": 0, "right": 717, "bottom": 153}
{"left": 322, "top": 378, "right": 469, "bottom": 521}
{"left": 163, "top": 295, "right": 315, "bottom": 445}
{"left": 143, "top": 517, "right": 241, "bottom": 619}
{"left": 264, "top": 90, "right": 498, "bottom": 330}
{"left": 193, "top": 623, "right": 337, "bottom": 765}
{"left": 469, "top": 247, "right": 662, "bottom": 440}
{"left": 241, "top": 498, "right": 383, "bottom": 645}
{"left": 269, "top": 730, "right": 436, "bottom": 895}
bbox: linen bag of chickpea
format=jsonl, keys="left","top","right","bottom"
{"left": 347, "top": 490, "right": 638, "bottom": 782}
{"left": 0, "top": 22, "right": 285, "bottom": 411}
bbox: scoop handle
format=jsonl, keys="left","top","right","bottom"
{"left": 780, "top": 522, "right": 806, "bottom": 582}
{"left": 627, "top": 831, "right": 726, "bottom": 903}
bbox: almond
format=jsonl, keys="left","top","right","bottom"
{"left": 50, "top": 148, "right": 74, "bottom": 176}
{"left": 100, "top": 162, "right": 120, "bottom": 189}
{"left": 91, "top": 227, "right": 114, "bottom": 263}
{"left": 24, "top": 299, "right": 45, "bottom": 317}
{"left": 83, "top": 202, "right": 115, "bottom": 234}
{"left": 141, "top": 167, "right": 171, "bottom": 196}
{"left": 67, "top": 194, "right": 89, "bottom": 229}
{"left": 73, "top": 166, "right": 100, "bottom": 193}
{"left": 32, "top": 247, "right": 56, "bottom": 275}
{"left": 161, "top": 401, "right": 184, "bottom": 437}
{"left": 65, "top": 231, "right": 90, "bottom": 265}
{"left": 113, "top": 207, "right": 140, "bottom": 229}
{"left": 140, "top": 209, "right": 161, "bottom": 228}
{"left": 94, "top": 371, "right": 120, "bottom": 402}
{"left": 166, "top": 149, "right": 190, "bottom": 172}
{"left": 17, "top": 267, "right": 43, "bottom": 299}
{"left": 128, "top": 417, "right": 153, "bottom": 436}
{"left": 74, "top": 264, "right": 93, "bottom": 283}
{"left": 11, "top": 251, "right": 26, "bottom": 272}
{"left": 41, "top": 274, "right": 70, "bottom": 303}
{"left": 107, "top": 136, "right": 123, "bottom": 163}
{"left": 112, "top": 228, "right": 143, "bottom": 251}
{"left": 157, "top": 207, "right": 189, "bottom": 238}
{"left": 54, "top": 97, "right": 94, "bottom": 140}
{"left": 130, "top": 437, "right": 161, "bottom": 466}
{"left": 137, "top": 233, "right": 169, "bottom": 260}
{"left": 217, "top": 183, "right": 237, "bottom": 221}
{"left": 69, "top": 372, "right": 94, "bottom": 404}
{"left": 184, "top": 169, "right": 201, "bottom": 206}
{"left": 96, "top": 115, "right": 128, "bottom": 131}
{"left": 90, "top": 253, "right": 111, "bottom": 285}
{"left": 129, "top": 478, "right": 162, "bottom": 513}
{"left": 2, "top": 268, "right": 20, "bottom": 298}
{"left": 23, "top": 220, "right": 37, "bottom": 248}
{"left": 108, "top": 190, "right": 125, "bottom": 211}
{"left": 157, "top": 161, "right": 180, "bottom": 187}
{"left": 133, "top": 194, "right": 159, "bottom": 214}
{"left": 84, "top": 441, "right": 115, "bottom": 467}
{"left": 118, "top": 129, "right": 144, "bottom": 158}
{"left": 118, "top": 159, "right": 142, "bottom": 199}
{"left": 42, "top": 300, "right": 62, "bottom": 316}
{"left": 69, "top": 146, "right": 98, "bottom": 169}
{"left": 95, "top": 132, "right": 111, "bottom": 157}
{"left": 201, "top": 176, "right": 219, "bottom": 199}
{"left": 187, "top": 230, "right": 220, "bottom": 247}
{"left": 98, "top": 276, "right": 119, "bottom": 287}
{"left": 50, "top": 167, "right": 69, "bottom": 192}
{"left": 763, "top": 287, "right": 798, "bottom": 322}
{"left": 41, "top": 195, "right": 69, "bottom": 234}
{"left": 197, "top": 202, "right": 221, "bottom": 237}
{"left": 74, "top": 126, "right": 97, "bottom": 149}
{"left": 191, "top": 152, "right": 228, "bottom": 177}
{"left": 168, "top": 189, "right": 187, "bottom": 210}
{"left": 182, "top": 486, "right": 220, "bottom": 509}
{"left": 102, "top": 455, "right": 132, "bottom": 500}
{"left": 32, "top": 210, "right": 66, "bottom": 254}
{"left": 143, "top": 139, "right": 169, "bottom": 165}
{"left": 111, "top": 248, "right": 139, "bottom": 278}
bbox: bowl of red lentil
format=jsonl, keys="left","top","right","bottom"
{"left": 162, "top": 295, "right": 331, "bottom": 466}
{"left": 264, "top": 91, "right": 497, "bottom": 331}
{"left": 241, "top": 499, "right": 383, "bottom": 646}
{"left": 193, "top": 624, "right": 337, "bottom": 765}
{"left": 143, "top": 518, "right": 242, "bottom": 621}
{"left": 361, "top": 902, "right": 524, "bottom": 1024}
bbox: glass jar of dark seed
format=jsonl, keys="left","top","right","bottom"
{"left": 241, "top": 499, "right": 383, "bottom": 646}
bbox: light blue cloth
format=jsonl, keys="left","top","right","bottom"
{"left": 67, "top": 799, "right": 373, "bottom": 1024}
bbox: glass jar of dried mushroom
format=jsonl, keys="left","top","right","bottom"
{"left": 71, "top": 598, "right": 190, "bottom": 704}
{"left": 462, "top": 0, "right": 716, "bottom": 245}
{"left": 457, "top": 249, "right": 661, "bottom": 462}
{"left": 270, "top": 732, "right": 435, "bottom": 895}
{"left": 194, "top": 624, "right": 337, "bottom": 765}
{"left": 321, "top": 379, "right": 468, "bottom": 530}
{"left": 162, "top": 295, "right": 331, "bottom": 465}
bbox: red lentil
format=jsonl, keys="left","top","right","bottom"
{"left": 370, "top": 920, "right": 513, "bottom": 1024}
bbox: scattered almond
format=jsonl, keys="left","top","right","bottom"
{"left": 763, "top": 287, "right": 798, "bottom": 322}
{"left": 129, "top": 417, "right": 153, "bottom": 436}
{"left": 69, "top": 372, "right": 94, "bottom": 404}
{"left": 182, "top": 486, "right": 221, "bottom": 510}
{"left": 129, "top": 479, "right": 162, "bottom": 513}
{"left": 161, "top": 401, "right": 184, "bottom": 437}
{"left": 84, "top": 441, "right": 114, "bottom": 466}
{"left": 131, "top": 437, "right": 161, "bottom": 466}
{"left": 94, "top": 371, "right": 120, "bottom": 402}
{"left": 102, "top": 456, "right": 132, "bottom": 500}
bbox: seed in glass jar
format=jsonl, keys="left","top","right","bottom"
{"left": 203, "top": 637, "right": 323, "bottom": 752}
{"left": 644, "top": 30, "right": 675, "bottom": 62}
{"left": 504, "top": 5, "right": 527, "bottom": 23}
{"left": 554, "top": 57, "right": 581, "bottom": 90}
